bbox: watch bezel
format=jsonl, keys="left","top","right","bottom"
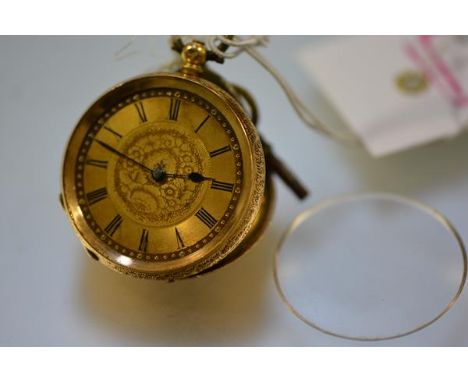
{"left": 62, "top": 72, "right": 265, "bottom": 280}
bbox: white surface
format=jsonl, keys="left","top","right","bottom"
{"left": 1, "top": 36, "right": 468, "bottom": 346}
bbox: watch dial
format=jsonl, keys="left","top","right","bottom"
{"left": 75, "top": 89, "right": 243, "bottom": 262}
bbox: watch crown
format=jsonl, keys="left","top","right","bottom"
{"left": 180, "top": 41, "right": 207, "bottom": 76}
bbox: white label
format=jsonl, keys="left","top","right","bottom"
{"left": 299, "top": 36, "right": 468, "bottom": 156}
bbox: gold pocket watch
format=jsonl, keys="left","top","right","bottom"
{"left": 61, "top": 39, "right": 307, "bottom": 280}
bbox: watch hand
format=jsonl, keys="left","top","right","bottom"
{"left": 163, "top": 173, "right": 187, "bottom": 180}
{"left": 164, "top": 172, "right": 214, "bottom": 183}
{"left": 96, "top": 139, "right": 215, "bottom": 186}
{"left": 95, "top": 139, "right": 153, "bottom": 173}
{"left": 188, "top": 172, "right": 214, "bottom": 183}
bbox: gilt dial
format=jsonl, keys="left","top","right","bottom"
{"left": 62, "top": 72, "right": 265, "bottom": 279}
{"left": 75, "top": 88, "right": 243, "bottom": 262}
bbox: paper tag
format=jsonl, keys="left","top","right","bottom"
{"left": 299, "top": 36, "right": 468, "bottom": 156}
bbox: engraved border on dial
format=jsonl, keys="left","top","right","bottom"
{"left": 75, "top": 88, "right": 243, "bottom": 262}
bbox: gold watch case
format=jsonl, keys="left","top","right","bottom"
{"left": 61, "top": 71, "right": 268, "bottom": 280}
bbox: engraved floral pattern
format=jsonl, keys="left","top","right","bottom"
{"left": 112, "top": 127, "right": 205, "bottom": 227}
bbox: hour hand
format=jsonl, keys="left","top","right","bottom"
{"left": 164, "top": 171, "right": 213, "bottom": 183}
{"left": 188, "top": 172, "right": 214, "bottom": 183}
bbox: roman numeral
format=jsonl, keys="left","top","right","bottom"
{"left": 194, "top": 115, "right": 209, "bottom": 133}
{"left": 175, "top": 227, "right": 185, "bottom": 249}
{"left": 86, "top": 159, "right": 108, "bottom": 169}
{"left": 169, "top": 98, "right": 181, "bottom": 121}
{"left": 86, "top": 187, "right": 107, "bottom": 205}
{"left": 209, "top": 145, "right": 231, "bottom": 157}
{"left": 104, "top": 214, "right": 123, "bottom": 237}
{"left": 103, "top": 125, "right": 122, "bottom": 139}
{"left": 139, "top": 229, "right": 149, "bottom": 252}
{"left": 134, "top": 102, "right": 147, "bottom": 123}
{"left": 195, "top": 208, "right": 217, "bottom": 229}
{"left": 211, "top": 180, "right": 234, "bottom": 192}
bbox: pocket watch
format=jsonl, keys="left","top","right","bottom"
{"left": 61, "top": 39, "right": 307, "bottom": 280}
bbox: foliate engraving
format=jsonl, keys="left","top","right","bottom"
{"left": 111, "top": 126, "right": 208, "bottom": 227}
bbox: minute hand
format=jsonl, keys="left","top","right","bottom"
{"left": 95, "top": 139, "right": 152, "bottom": 172}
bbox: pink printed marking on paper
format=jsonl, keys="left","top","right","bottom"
{"left": 404, "top": 43, "right": 434, "bottom": 81}
{"left": 404, "top": 43, "right": 450, "bottom": 100}
{"left": 418, "top": 36, "right": 468, "bottom": 108}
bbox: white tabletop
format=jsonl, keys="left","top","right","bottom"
{"left": 1, "top": 36, "right": 468, "bottom": 346}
